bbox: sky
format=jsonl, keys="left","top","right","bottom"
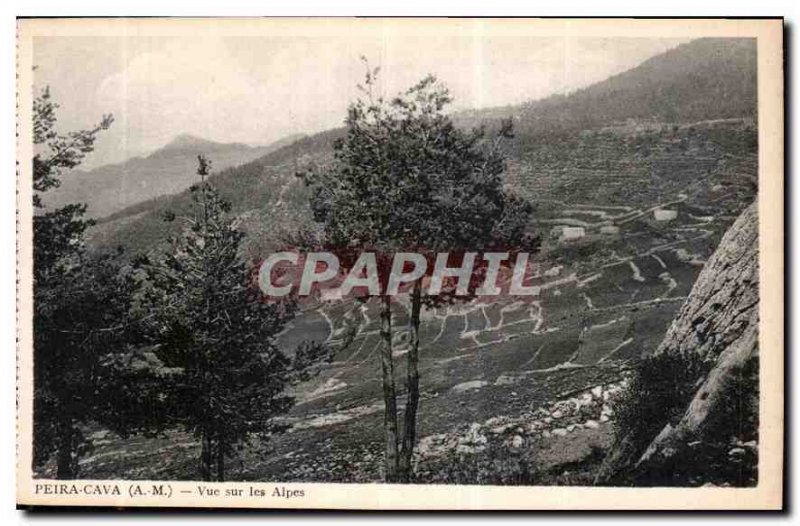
{"left": 33, "top": 35, "right": 688, "bottom": 169}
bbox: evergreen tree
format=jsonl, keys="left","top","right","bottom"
{"left": 144, "top": 156, "right": 318, "bottom": 481}
{"left": 31, "top": 85, "right": 138, "bottom": 478}
{"left": 303, "top": 65, "right": 535, "bottom": 481}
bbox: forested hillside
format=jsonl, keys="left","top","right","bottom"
{"left": 87, "top": 38, "right": 757, "bottom": 258}
{"left": 44, "top": 133, "right": 304, "bottom": 217}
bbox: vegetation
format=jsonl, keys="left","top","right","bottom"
{"left": 32, "top": 85, "right": 133, "bottom": 478}
{"left": 613, "top": 351, "right": 712, "bottom": 459}
{"left": 612, "top": 350, "right": 758, "bottom": 486}
{"left": 137, "top": 156, "right": 331, "bottom": 481}
{"left": 32, "top": 86, "right": 330, "bottom": 481}
{"left": 301, "top": 65, "right": 534, "bottom": 481}
{"left": 30, "top": 38, "right": 761, "bottom": 486}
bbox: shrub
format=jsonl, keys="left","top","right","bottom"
{"left": 613, "top": 350, "right": 759, "bottom": 486}
{"left": 613, "top": 351, "right": 712, "bottom": 459}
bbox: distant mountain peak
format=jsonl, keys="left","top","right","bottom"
{"left": 162, "top": 133, "right": 221, "bottom": 151}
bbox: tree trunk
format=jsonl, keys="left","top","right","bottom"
{"left": 216, "top": 435, "right": 225, "bottom": 482}
{"left": 55, "top": 418, "right": 75, "bottom": 479}
{"left": 378, "top": 293, "right": 400, "bottom": 482}
{"left": 200, "top": 430, "right": 212, "bottom": 481}
{"left": 399, "top": 279, "right": 422, "bottom": 482}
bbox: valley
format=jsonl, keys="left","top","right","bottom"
{"left": 34, "top": 37, "right": 759, "bottom": 484}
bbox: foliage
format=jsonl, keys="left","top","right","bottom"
{"left": 33, "top": 86, "right": 113, "bottom": 208}
{"left": 304, "top": 68, "right": 533, "bottom": 257}
{"left": 300, "top": 64, "right": 535, "bottom": 482}
{"left": 613, "top": 351, "right": 712, "bottom": 459}
{"left": 614, "top": 351, "right": 759, "bottom": 487}
{"left": 139, "top": 156, "right": 328, "bottom": 481}
{"left": 33, "top": 250, "right": 144, "bottom": 476}
{"left": 31, "top": 85, "right": 137, "bottom": 478}
{"left": 91, "top": 39, "right": 760, "bottom": 258}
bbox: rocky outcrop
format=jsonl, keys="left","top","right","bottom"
{"left": 655, "top": 202, "right": 759, "bottom": 360}
{"left": 596, "top": 201, "right": 759, "bottom": 484}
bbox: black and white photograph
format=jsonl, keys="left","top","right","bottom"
{"left": 14, "top": 17, "right": 784, "bottom": 510}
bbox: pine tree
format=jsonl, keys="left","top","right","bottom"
{"left": 144, "top": 156, "right": 315, "bottom": 481}
{"left": 303, "top": 65, "right": 535, "bottom": 481}
{"left": 31, "top": 85, "right": 137, "bottom": 478}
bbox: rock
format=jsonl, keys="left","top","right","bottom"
{"left": 452, "top": 380, "right": 489, "bottom": 393}
{"left": 655, "top": 202, "right": 758, "bottom": 360}
{"left": 544, "top": 266, "right": 562, "bottom": 277}
{"left": 543, "top": 417, "right": 553, "bottom": 424}
{"left": 456, "top": 444, "right": 484, "bottom": 455}
{"left": 552, "top": 428, "right": 568, "bottom": 437}
{"left": 599, "top": 414, "right": 610, "bottom": 423}
{"left": 584, "top": 420, "right": 600, "bottom": 429}
{"left": 494, "top": 374, "right": 517, "bottom": 386}
{"left": 702, "top": 482, "right": 718, "bottom": 488}
{"left": 527, "top": 421, "right": 543, "bottom": 433}
{"left": 552, "top": 410, "right": 564, "bottom": 419}
{"left": 566, "top": 424, "right": 576, "bottom": 432}
{"left": 459, "top": 423, "right": 487, "bottom": 447}
{"left": 484, "top": 417, "right": 503, "bottom": 427}
{"left": 510, "top": 435, "right": 524, "bottom": 448}
{"left": 591, "top": 386, "right": 603, "bottom": 399}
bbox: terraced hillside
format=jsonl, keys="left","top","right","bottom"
{"left": 51, "top": 37, "right": 759, "bottom": 482}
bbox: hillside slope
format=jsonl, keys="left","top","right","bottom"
{"left": 457, "top": 37, "right": 756, "bottom": 134}
{"left": 49, "top": 37, "right": 762, "bottom": 483}
{"left": 44, "top": 133, "right": 304, "bottom": 218}
{"left": 596, "top": 201, "right": 759, "bottom": 485}
{"left": 87, "top": 37, "right": 757, "bottom": 257}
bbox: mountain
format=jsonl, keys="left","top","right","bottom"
{"left": 43, "top": 133, "right": 305, "bottom": 218}
{"left": 86, "top": 37, "right": 757, "bottom": 256}
{"left": 65, "top": 37, "right": 761, "bottom": 482}
{"left": 456, "top": 37, "right": 757, "bottom": 134}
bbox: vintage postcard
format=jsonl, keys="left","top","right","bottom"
{"left": 16, "top": 17, "right": 783, "bottom": 510}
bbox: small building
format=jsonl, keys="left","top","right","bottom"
{"left": 654, "top": 209, "right": 678, "bottom": 222}
{"left": 561, "top": 226, "right": 586, "bottom": 241}
{"left": 320, "top": 288, "right": 342, "bottom": 302}
{"left": 600, "top": 225, "right": 620, "bottom": 235}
